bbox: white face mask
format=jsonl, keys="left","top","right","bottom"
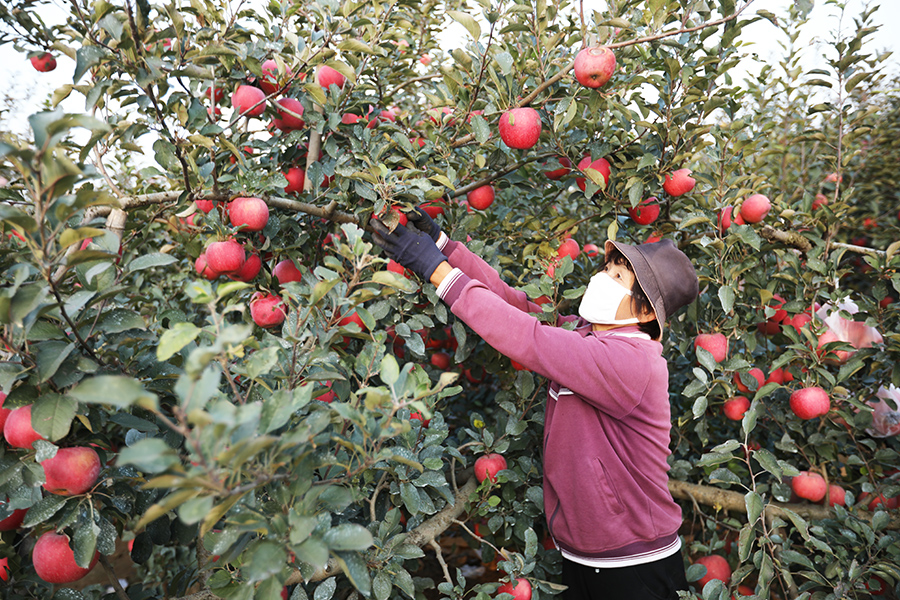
{"left": 578, "top": 272, "right": 640, "bottom": 325}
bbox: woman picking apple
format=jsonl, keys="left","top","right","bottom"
{"left": 371, "top": 210, "right": 699, "bottom": 600}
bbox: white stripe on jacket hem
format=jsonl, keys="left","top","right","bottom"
{"left": 559, "top": 536, "right": 681, "bottom": 568}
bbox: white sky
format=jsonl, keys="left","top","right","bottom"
{"left": 1, "top": 0, "right": 897, "bottom": 139}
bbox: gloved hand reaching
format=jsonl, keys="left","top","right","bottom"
{"left": 371, "top": 220, "right": 447, "bottom": 281}
{"left": 406, "top": 207, "right": 441, "bottom": 242}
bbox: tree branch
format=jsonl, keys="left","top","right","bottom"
{"left": 99, "top": 554, "right": 131, "bottom": 600}
{"left": 668, "top": 479, "right": 900, "bottom": 530}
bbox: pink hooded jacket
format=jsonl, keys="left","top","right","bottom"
{"left": 437, "top": 239, "right": 682, "bottom": 558}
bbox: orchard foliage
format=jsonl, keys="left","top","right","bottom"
{"left": 0, "top": 0, "right": 899, "bottom": 599}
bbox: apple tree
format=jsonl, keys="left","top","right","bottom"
{"left": 0, "top": 0, "right": 898, "bottom": 599}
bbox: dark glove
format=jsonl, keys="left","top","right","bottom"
{"left": 371, "top": 220, "right": 447, "bottom": 280}
{"left": 406, "top": 207, "right": 441, "bottom": 242}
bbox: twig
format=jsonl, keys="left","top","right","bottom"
{"left": 429, "top": 539, "right": 453, "bottom": 585}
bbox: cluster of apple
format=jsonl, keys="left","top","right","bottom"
{"left": 0, "top": 393, "right": 103, "bottom": 584}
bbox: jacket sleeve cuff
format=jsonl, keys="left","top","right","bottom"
{"left": 436, "top": 231, "right": 449, "bottom": 251}
{"left": 436, "top": 268, "right": 469, "bottom": 305}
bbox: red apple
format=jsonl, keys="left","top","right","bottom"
{"left": 583, "top": 243, "right": 600, "bottom": 257}
{"left": 284, "top": 167, "right": 306, "bottom": 194}
{"left": 317, "top": 65, "right": 346, "bottom": 90}
{"left": 733, "top": 209, "right": 745, "bottom": 225}
{"left": 259, "top": 59, "right": 292, "bottom": 95}
{"left": 734, "top": 368, "right": 765, "bottom": 393}
{"left": 0, "top": 392, "right": 10, "bottom": 433}
{"left": 419, "top": 54, "right": 431, "bottom": 66}
{"left": 791, "top": 471, "right": 827, "bottom": 502}
{"left": 205, "top": 86, "right": 225, "bottom": 103}
{"left": 4, "top": 405, "right": 45, "bottom": 449}
{"left": 765, "top": 294, "right": 788, "bottom": 324}
{"left": 740, "top": 194, "right": 771, "bottom": 223}
{"left": 784, "top": 312, "right": 812, "bottom": 333}
{"left": 498, "top": 107, "right": 542, "bottom": 149}
{"left": 474, "top": 453, "right": 507, "bottom": 483}
{"left": 41, "top": 447, "right": 102, "bottom": 496}
{"left": 250, "top": 293, "right": 286, "bottom": 328}
{"left": 318, "top": 382, "right": 337, "bottom": 403}
{"left": 205, "top": 240, "right": 245, "bottom": 275}
{"left": 228, "top": 196, "right": 269, "bottom": 231}
{"left": 576, "top": 156, "right": 611, "bottom": 192}
{"left": 718, "top": 206, "right": 734, "bottom": 233}
{"left": 544, "top": 156, "right": 572, "bottom": 180}
{"left": 195, "top": 254, "right": 219, "bottom": 280}
{"left": 824, "top": 172, "right": 842, "bottom": 183}
{"left": 816, "top": 330, "right": 851, "bottom": 363}
{"left": 387, "top": 260, "right": 407, "bottom": 277}
{"left": 30, "top": 52, "right": 57, "bottom": 72}
{"left": 694, "top": 333, "right": 728, "bottom": 363}
{"left": 274, "top": 259, "right": 303, "bottom": 284}
{"left": 646, "top": 232, "right": 662, "bottom": 243}
{"left": 0, "top": 556, "right": 8, "bottom": 582}
{"left": 765, "top": 368, "right": 793, "bottom": 385}
{"left": 410, "top": 411, "right": 430, "bottom": 427}
{"left": 790, "top": 387, "right": 830, "bottom": 420}
{"left": 430, "top": 352, "right": 451, "bottom": 370}
{"left": 497, "top": 577, "right": 532, "bottom": 600}
{"left": 723, "top": 396, "right": 750, "bottom": 421}
{"left": 662, "top": 169, "right": 695, "bottom": 196}
{"left": 694, "top": 554, "right": 731, "bottom": 588}
{"left": 628, "top": 197, "right": 661, "bottom": 225}
{"left": 812, "top": 193, "right": 828, "bottom": 210}
{"left": 228, "top": 252, "right": 261, "bottom": 282}
{"left": 573, "top": 46, "right": 616, "bottom": 88}
{"left": 0, "top": 507, "right": 27, "bottom": 531}
{"left": 467, "top": 185, "right": 495, "bottom": 210}
{"left": 419, "top": 201, "right": 446, "bottom": 218}
{"left": 557, "top": 238, "right": 580, "bottom": 260}
{"left": 822, "top": 484, "right": 846, "bottom": 507}
{"left": 33, "top": 531, "right": 99, "bottom": 584}
{"left": 231, "top": 85, "right": 267, "bottom": 117}
{"left": 338, "top": 311, "right": 365, "bottom": 330}
{"left": 272, "top": 98, "right": 305, "bottom": 131}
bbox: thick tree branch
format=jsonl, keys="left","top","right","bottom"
{"left": 668, "top": 479, "right": 900, "bottom": 530}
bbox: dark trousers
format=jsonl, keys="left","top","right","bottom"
{"left": 562, "top": 551, "right": 689, "bottom": 600}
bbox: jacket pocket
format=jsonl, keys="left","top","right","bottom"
{"left": 591, "top": 457, "right": 625, "bottom": 515}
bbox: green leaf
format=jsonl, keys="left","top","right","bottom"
{"left": 23, "top": 494, "right": 68, "bottom": 527}
{"left": 70, "top": 375, "right": 158, "bottom": 409}
{"left": 36, "top": 341, "right": 75, "bottom": 383}
{"left": 117, "top": 438, "right": 179, "bottom": 473}
{"left": 127, "top": 253, "right": 178, "bottom": 272}
{"left": 323, "top": 523, "right": 374, "bottom": 551}
{"left": 157, "top": 322, "right": 201, "bottom": 361}
{"left": 334, "top": 551, "right": 371, "bottom": 597}
{"left": 97, "top": 309, "right": 146, "bottom": 333}
{"left": 380, "top": 355, "right": 400, "bottom": 386}
{"left": 718, "top": 285, "right": 735, "bottom": 314}
{"left": 447, "top": 10, "right": 481, "bottom": 40}
{"left": 178, "top": 496, "right": 214, "bottom": 525}
{"left": 74, "top": 45, "right": 107, "bottom": 82}
{"left": 73, "top": 519, "right": 100, "bottom": 568}
{"left": 471, "top": 114, "right": 490, "bottom": 144}
{"left": 32, "top": 393, "right": 77, "bottom": 441}
{"left": 751, "top": 447, "right": 782, "bottom": 480}
{"left": 744, "top": 491, "right": 763, "bottom": 523}
{"left": 245, "top": 541, "right": 288, "bottom": 582}
{"left": 175, "top": 365, "right": 221, "bottom": 413}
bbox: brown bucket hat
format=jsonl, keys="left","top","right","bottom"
{"left": 604, "top": 238, "right": 699, "bottom": 339}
